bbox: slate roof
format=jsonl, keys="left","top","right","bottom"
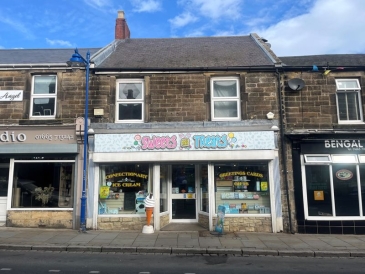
{"left": 97, "top": 36, "right": 276, "bottom": 69}
{"left": 280, "top": 54, "right": 365, "bottom": 67}
{"left": 0, "top": 48, "right": 101, "bottom": 65}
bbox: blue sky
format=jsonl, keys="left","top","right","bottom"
{"left": 0, "top": 0, "right": 365, "bottom": 56}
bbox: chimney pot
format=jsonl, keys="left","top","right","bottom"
{"left": 115, "top": 10, "right": 130, "bottom": 40}
{"left": 118, "top": 10, "right": 125, "bottom": 19}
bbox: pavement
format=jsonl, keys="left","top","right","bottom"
{"left": 0, "top": 227, "right": 365, "bottom": 257}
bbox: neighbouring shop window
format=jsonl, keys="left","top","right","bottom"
{"left": 335, "top": 79, "right": 363, "bottom": 124}
{"left": 160, "top": 165, "right": 168, "bottom": 213}
{"left": 11, "top": 161, "right": 74, "bottom": 208}
{"left": 98, "top": 163, "right": 149, "bottom": 215}
{"left": 210, "top": 77, "right": 240, "bottom": 121}
{"left": 115, "top": 79, "right": 144, "bottom": 123}
{"left": 305, "top": 165, "right": 332, "bottom": 216}
{"left": 304, "top": 154, "right": 365, "bottom": 219}
{"left": 30, "top": 75, "right": 57, "bottom": 118}
{"left": 214, "top": 163, "right": 270, "bottom": 215}
{"left": 0, "top": 165, "right": 9, "bottom": 197}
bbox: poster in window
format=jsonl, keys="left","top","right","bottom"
{"left": 314, "top": 190, "right": 324, "bottom": 201}
{"left": 100, "top": 186, "right": 110, "bottom": 199}
{"left": 260, "top": 181, "right": 268, "bottom": 191}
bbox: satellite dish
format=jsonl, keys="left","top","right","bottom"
{"left": 288, "top": 78, "right": 305, "bottom": 91}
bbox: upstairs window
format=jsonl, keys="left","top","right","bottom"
{"left": 116, "top": 79, "right": 144, "bottom": 123}
{"left": 335, "top": 79, "right": 363, "bottom": 124}
{"left": 30, "top": 75, "right": 57, "bottom": 118}
{"left": 211, "top": 77, "right": 240, "bottom": 121}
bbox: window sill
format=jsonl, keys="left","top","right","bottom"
{"left": 114, "top": 121, "right": 145, "bottom": 124}
{"left": 19, "top": 119, "right": 62, "bottom": 125}
{"left": 333, "top": 123, "right": 365, "bottom": 129}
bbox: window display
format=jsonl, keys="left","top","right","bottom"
{"left": 214, "top": 163, "right": 270, "bottom": 214}
{"left": 11, "top": 160, "right": 74, "bottom": 208}
{"left": 98, "top": 163, "right": 149, "bottom": 215}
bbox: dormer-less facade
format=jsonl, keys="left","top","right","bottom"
{"left": 87, "top": 12, "right": 285, "bottom": 233}
{"left": 280, "top": 54, "right": 365, "bottom": 234}
{"left": 0, "top": 48, "right": 101, "bottom": 229}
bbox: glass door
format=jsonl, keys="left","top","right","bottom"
{"left": 171, "top": 164, "right": 196, "bottom": 220}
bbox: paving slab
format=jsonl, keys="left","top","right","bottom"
{"left": 0, "top": 228, "right": 365, "bottom": 256}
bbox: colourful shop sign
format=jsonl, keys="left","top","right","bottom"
{"left": 95, "top": 131, "right": 275, "bottom": 152}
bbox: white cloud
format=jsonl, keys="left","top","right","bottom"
{"left": 131, "top": 0, "right": 162, "bottom": 13}
{"left": 169, "top": 12, "right": 198, "bottom": 28}
{"left": 46, "top": 38, "right": 73, "bottom": 47}
{"left": 256, "top": 0, "right": 365, "bottom": 56}
{"left": 171, "top": 0, "right": 243, "bottom": 34}
{"left": 178, "top": 0, "right": 243, "bottom": 20}
{"left": 83, "top": 0, "right": 113, "bottom": 8}
{"left": 0, "top": 14, "right": 35, "bottom": 39}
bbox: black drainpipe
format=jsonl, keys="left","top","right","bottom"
{"left": 276, "top": 69, "right": 294, "bottom": 234}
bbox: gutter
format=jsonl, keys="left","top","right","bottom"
{"left": 94, "top": 66, "right": 278, "bottom": 74}
{"left": 281, "top": 65, "right": 365, "bottom": 72}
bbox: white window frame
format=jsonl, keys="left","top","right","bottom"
{"left": 335, "top": 79, "right": 363, "bottom": 124}
{"left": 115, "top": 79, "right": 144, "bottom": 123}
{"left": 30, "top": 75, "right": 57, "bottom": 119}
{"left": 359, "top": 155, "right": 365, "bottom": 163}
{"left": 304, "top": 154, "right": 331, "bottom": 163}
{"left": 301, "top": 154, "right": 365, "bottom": 220}
{"left": 210, "top": 77, "right": 241, "bottom": 121}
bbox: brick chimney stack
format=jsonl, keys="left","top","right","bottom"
{"left": 115, "top": 11, "right": 130, "bottom": 39}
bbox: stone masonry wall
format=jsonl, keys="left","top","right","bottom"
{"left": 97, "top": 216, "right": 148, "bottom": 230}
{"left": 7, "top": 210, "right": 73, "bottom": 228}
{"left": 160, "top": 214, "right": 169, "bottom": 229}
{"left": 284, "top": 71, "right": 365, "bottom": 130}
{"left": 148, "top": 72, "right": 279, "bottom": 122}
{"left": 0, "top": 70, "right": 279, "bottom": 125}
{"left": 213, "top": 216, "right": 272, "bottom": 232}
{"left": 198, "top": 213, "right": 209, "bottom": 229}
{"left": 0, "top": 69, "right": 112, "bottom": 125}
{"left": 149, "top": 74, "right": 207, "bottom": 122}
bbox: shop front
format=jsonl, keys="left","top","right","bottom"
{"left": 0, "top": 126, "right": 78, "bottom": 228}
{"left": 291, "top": 136, "right": 365, "bottom": 234}
{"left": 92, "top": 130, "right": 283, "bottom": 233}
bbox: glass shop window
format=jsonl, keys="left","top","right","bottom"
{"left": 305, "top": 165, "right": 332, "bottom": 216}
{"left": 214, "top": 162, "right": 270, "bottom": 215}
{"left": 11, "top": 162, "right": 74, "bottom": 208}
{"left": 98, "top": 163, "right": 149, "bottom": 215}
{"left": 303, "top": 154, "right": 365, "bottom": 218}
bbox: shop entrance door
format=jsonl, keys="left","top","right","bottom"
{"left": 171, "top": 164, "right": 197, "bottom": 221}
{"left": 0, "top": 164, "right": 9, "bottom": 225}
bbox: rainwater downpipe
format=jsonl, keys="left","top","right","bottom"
{"left": 276, "top": 69, "right": 294, "bottom": 234}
